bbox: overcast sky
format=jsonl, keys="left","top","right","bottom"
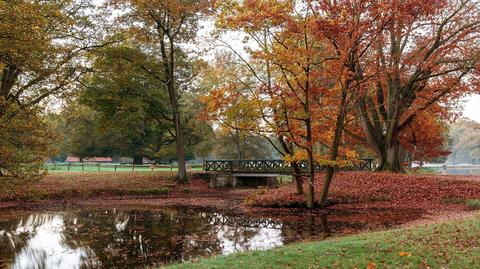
{"left": 463, "top": 94, "right": 480, "bottom": 122}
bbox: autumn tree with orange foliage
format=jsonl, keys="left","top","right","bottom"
{"left": 400, "top": 108, "right": 451, "bottom": 165}
{"left": 315, "top": 0, "right": 480, "bottom": 172}
{"left": 206, "top": 0, "right": 365, "bottom": 208}
{"left": 199, "top": 47, "right": 309, "bottom": 194}
{"left": 205, "top": 0, "right": 480, "bottom": 208}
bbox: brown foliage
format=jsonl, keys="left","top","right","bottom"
{"left": 0, "top": 101, "right": 59, "bottom": 179}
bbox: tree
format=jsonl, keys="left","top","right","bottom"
{"left": 64, "top": 45, "right": 213, "bottom": 164}
{"left": 210, "top": 130, "right": 277, "bottom": 160}
{"left": 109, "top": 0, "right": 213, "bottom": 183}
{"left": 0, "top": 0, "right": 107, "bottom": 178}
{"left": 447, "top": 119, "right": 480, "bottom": 164}
{"left": 317, "top": 0, "right": 480, "bottom": 172}
{"left": 0, "top": 101, "right": 59, "bottom": 178}
{"left": 81, "top": 46, "right": 173, "bottom": 163}
{"left": 199, "top": 50, "right": 308, "bottom": 194}
{"left": 63, "top": 103, "right": 117, "bottom": 160}
{"left": 399, "top": 108, "right": 450, "bottom": 166}
{"left": 213, "top": 0, "right": 359, "bottom": 208}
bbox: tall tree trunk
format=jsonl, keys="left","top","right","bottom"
{"left": 159, "top": 30, "right": 187, "bottom": 184}
{"left": 305, "top": 118, "right": 315, "bottom": 209}
{"left": 133, "top": 155, "right": 143, "bottom": 165}
{"left": 172, "top": 108, "right": 187, "bottom": 182}
{"left": 319, "top": 87, "right": 347, "bottom": 208}
{"left": 379, "top": 134, "right": 403, "bottom": 172}
{"left": 291, "top": 161, "right": 303, "bottom": 195}
{"left": 306, "top": 148, "right": 315, "bottom": 209}
{"left": 278, "top": 135, "right": 304, "bottom": 195}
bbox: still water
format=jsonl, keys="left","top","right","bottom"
{"left": 441, "top": 166, "right": 480, "bottom": 175}
{"left": 0, "top": 206, "right": 390, "bottom": 269}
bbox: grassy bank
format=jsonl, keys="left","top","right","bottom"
{"left": 166, "top": 214, "right": 480, "bottom": 269}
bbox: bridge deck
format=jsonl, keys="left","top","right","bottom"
{"left": 203, "top": 159, "right": 373, "bottom": 174}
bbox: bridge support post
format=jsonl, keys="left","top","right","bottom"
{"left": 207, "top": 172, "right": 279, "bottom": 188}
{"left": 208, "top": 173, "right": 235, "bottom": 188}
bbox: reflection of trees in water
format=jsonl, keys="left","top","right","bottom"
{"left": 280, "top": 213, "right": 330, "bottom": 242}
{"left": 0, "top": 213, "right": 94, "bottom": 269}
{"left": 0, "top": 207, "right": 379, "bottom": 268}
{"left": 58, "top": 208, "right": 252, "bottom": 267}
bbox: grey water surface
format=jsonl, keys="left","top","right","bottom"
{"left": 0, "top": 206, "right": 392, "bottom": 269}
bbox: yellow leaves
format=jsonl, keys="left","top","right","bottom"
{"left": 283, "top": 152, "right": 355, "bottom": 168}
{"left": 399, "top": 251, "right": 412, "bottom": 257}
{"left": 0, "top": 99, "right": 59, "bottom": 179}
{"left": 366, "top": 262, "right": 377, "bottom": 269}
{"left": 345, "top": 149, "right": 359, "bottom": 160}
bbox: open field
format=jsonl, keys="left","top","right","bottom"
{"left": 166, "top": 213, "right": 480, "bottom": 269}
{"left": 43, "top": 163, "right": 203, "bottom": 173}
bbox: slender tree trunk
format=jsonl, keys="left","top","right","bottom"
{"left": 306, "top": 148, "right": 315, "bottom": 209}
{"left": 319, "top": 88, "right": 347, "bottom": 208}
{"left": 291, "top": 161, "right": 303, "bottom": 195}
{"left": 166, "top": 73, "right": 187, "bottom": 183}
{"left": 305, "top": 118, "right": 315, "bottom": 209}
{"left": 133, "top": 155, "right": 143, "bottom": 165}
{"left": 172, "top": 109, "right": 187, "bottom": 182}
{"left": 319, "top": 166, "right": 335, "bottom": 207}
{"left": 278, "top": 135, "right": 304, "bottom": 195}
{"left": 158, "top": 29, "right": 187, "bottom": 184}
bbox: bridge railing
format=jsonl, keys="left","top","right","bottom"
{"left": 203, "top": 159, "right": 373, "bottom": 174}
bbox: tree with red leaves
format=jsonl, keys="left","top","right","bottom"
{"left": 315, "top": 0, "right": 480, "bottom": 172}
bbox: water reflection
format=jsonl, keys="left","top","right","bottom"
{"left": 0, "top": 207, "right": 383, "bottom": 268}
{"left": 441, "top": 166, "right": 480, "bottom": 175}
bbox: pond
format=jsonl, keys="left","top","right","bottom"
{"left": 0, "top": 206, "right": 398, "bottom": 269}
{"left": 441, "top": 166, "right": 480, "bottom": 175}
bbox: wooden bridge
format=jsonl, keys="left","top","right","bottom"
{"left": 203, "top": 159, "right": 373, "bottom": 174}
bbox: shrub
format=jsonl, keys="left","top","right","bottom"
{"left": 19, "top": 189, "right": 48, "bottom": 201}
{"left": 441, "top": 196, "right": 466, "bottom": 205}
{"left": 181, "top": 187, "right": 191, "bottom": 193}
{"left": 128, "top": 188, "right": 169, "bottom": 195}
{"left": 465, "top": 199, "right": 480, "bottom": 210}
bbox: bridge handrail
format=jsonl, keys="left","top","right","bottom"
{"left": 203, "top": 159, "right": 373, "bottom": 173}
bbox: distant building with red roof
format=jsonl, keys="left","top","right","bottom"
{"left": 84, "top": 157, "right": 113, "bottom": 163}
{"left": 65, "top": 156, "right": 80, "bottom": 163}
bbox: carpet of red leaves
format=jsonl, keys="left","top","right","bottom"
{"left": 0, "top": 172, "right": 239, "bottom": 210}
{"left": 246, "top": 172, "right": 480, "bottom": 214}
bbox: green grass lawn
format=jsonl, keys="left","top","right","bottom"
{"left": 166, "top": 213, "right": 480, "bottom": 269}
{"left": 43, "top": 163, "right": 203, "bottom": 173}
